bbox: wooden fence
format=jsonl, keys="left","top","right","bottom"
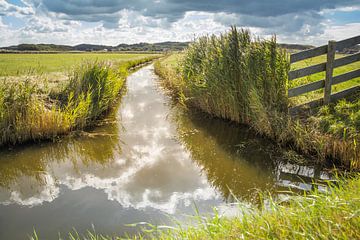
{"left": 288, "top": 35, "right": 360, "bottom": 113}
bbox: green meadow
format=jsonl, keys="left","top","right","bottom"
{"left": 0, "top": 53, "right": 157, "bottom": 76}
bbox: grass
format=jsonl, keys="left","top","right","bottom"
{"left": 154, "top": 27, "right": 360, "bottom": 170}
{"left": 0, "top": 53, "right": 157, "bottom": 76}
{"left": 30, "top": 175, "right": 360, "bottom": 239}
{"left": 289, "top": 54, "right": 360, "bottom": 105}
{"left": 0, "top": 54, "right": 160, "bottom": 146}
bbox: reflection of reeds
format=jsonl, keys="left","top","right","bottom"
{"left": 0, "top": 56, "right": 157, "bottom": 146}
{"left": 155, "top": 27, "right": 360, "bottom": 170}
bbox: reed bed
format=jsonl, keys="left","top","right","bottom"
{"left": 155, "top": 27, "right": 360, "bottom": 170}
{"left": 0, "top": 56, "right": 158, "bottom": 146}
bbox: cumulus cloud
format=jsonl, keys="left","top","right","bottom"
{"left": 36, "top": 0, "right": 360, "bottom": 21}
{"left": 0, "top": 0, "right": 359, "bottom": 46}
{"left": 0, "top": 0, "right": 34, "bottom": 16}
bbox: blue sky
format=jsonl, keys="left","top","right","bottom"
{"left": 0, "top": 0, "right": 359, "bottom": 47}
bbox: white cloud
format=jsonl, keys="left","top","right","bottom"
{"left": 0, "top": 1, "right": 359, "bottom": 46}
{"left": 0, "top": 0, "right": 34, "bottom": 16}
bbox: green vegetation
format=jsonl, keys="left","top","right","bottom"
{"left": 0, "top": 54, "right": 159, "bottom": 146}
{"left": 155, "top": 27, "right": 360, "bottom": 169}
{"left": 0, "top": 53, "right": 157, "bottom": 76}
{"left": 30, "top": 175, "right": 360, "bottom": 239}
{"left": 310, "top": 97, "right": 360, "bottom": 138}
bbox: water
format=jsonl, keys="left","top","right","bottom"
{"left": 0, "top": 65, "right": 330, "bottom": 239}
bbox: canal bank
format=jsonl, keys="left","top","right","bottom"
{"left": 0, "top": 65, "right": 328, "bottom": 239}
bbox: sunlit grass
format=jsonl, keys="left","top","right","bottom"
{"left": 30, "top": 175, "right": 360, "bottom": 240}
{"left": 0, "top": 53, "right": 160, "bottom": 76}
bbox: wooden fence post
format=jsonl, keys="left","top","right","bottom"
{"left": 324, "top": 40, "right": 336, "bottom": 104}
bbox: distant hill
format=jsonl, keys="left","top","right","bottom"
{"left": 278, "top": 43, "right": 360, "bottom": 54}
{"left": 4, "top": 43, "right": 74, "bottom": 52}
{"left": 0, "top": 42, "right": 190, "bottom": 52}
{"left": 278, "top": 43, "right": 314, "bottom": 51}
{"left": 1, "top": 42, "right": 358, "bottom": 54}
{"left": 116, "top": 42, "right": 189, "bottom": 51}
{"left": 73, "top": 44, "right": 114, "bottom": 51}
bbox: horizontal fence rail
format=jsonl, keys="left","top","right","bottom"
{"left": 288, "top": 35, "right": 360, "bottom": 114}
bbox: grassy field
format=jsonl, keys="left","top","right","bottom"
{"left": 290, "top": 54, "right": 360, "bottom": 105}
{"left": 0, "top": 53, "right": 160, "bottom": 146}
{"left": 0, "top": 53, "right": 156, "bottom": 76}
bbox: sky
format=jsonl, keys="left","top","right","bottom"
{"left": 0, "top": 0, "right": 359, "bottom": 47}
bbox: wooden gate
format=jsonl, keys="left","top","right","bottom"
{"left": 288, "top": 35, "right": 360, "bottom": 113}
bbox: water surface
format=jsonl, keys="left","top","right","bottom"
{"left": 0, "top": 65, "right": 329, "bottom": 239}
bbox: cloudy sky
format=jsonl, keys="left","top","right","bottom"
{"left": 0, "top": 0, "right": 359, "bottom": 47}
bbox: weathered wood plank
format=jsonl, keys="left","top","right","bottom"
{"left": 336, "top": 35, "right": 360, "bottom": 51}
{"left": 288, "top": 52, "right": 360, "bottom": 81}
{"left": 290, "top": 45, "right": 327, "bottom": 63}
{"left": 288, "top": 79, "right": 325, "bottom": 97}
{"left": 288, "top": 62, "right": 326, "bottom": 80}
{"left": 324, "top": 41, "right": 336, "bottom": 104}
{"left": 332, "top": 69, "right": 360, "bottom": 85}
{"left": 334, "top": 52, "right": 360, "bottom": 68}
{"left": 289, "top": 35, "right": 360, "bottom": 64}
{"left": 289, "top": 98, "right": 323, "bottom": 115}
{"left": 330, "top": 85, "right": 360, "bottom": 102}
{"left": 290, "top": 86, "right": 360, "bottom": 115}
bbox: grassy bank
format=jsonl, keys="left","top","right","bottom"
{"left": 149, "top": 175, "right": 360, "bottom": 240}
{"left": 0, "top": 55, "right": 159, "bottom": 146}
{"left": 30, "top": 175, "right": 360, "bottom": 239}
{"left": 154, "top": 27, "right": 360, "bottom": 170}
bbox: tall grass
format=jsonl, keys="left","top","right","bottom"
{"left": 154, "top": 175, "right": 360, "bottom": 240}
{"left": 155, "top": 27, "right": 360, "bottom": 170}
{"left": 29, "top": 175, "right": 360, "bottom": 239}
{"left": 180, "top": 28, "right": 289, "bottom": 126}
{"left": 0, "top": 56, "right": 157, "bottom": 146}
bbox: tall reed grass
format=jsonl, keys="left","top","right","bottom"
{"left": 180, "top": 27, "right": 289, "bottom": 126}
{"left": 154, "top": 27, "right": 360, "bottom": 169}
{"left": 0, "top": 56, "right": 157, "bottom": 146}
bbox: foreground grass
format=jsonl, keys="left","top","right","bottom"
{"left": 0, "top": 53, "right": 158, "bottom": 76}
{"left": 30, "top": 175, "right": 360, "bottom": 239}
{"left": 154, "top": 27, "right": 360, "bottom": 170}
{"left": 0, "top": 55, "right": 160, "bottom": 146}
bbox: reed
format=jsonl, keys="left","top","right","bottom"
{"left": 155, "top": 27, "right": 360, "bottom": 170}
{"left": 179, "top": 27, "right": 289, "bottom": 126}
{"left": 0, "top": 56, "right": 158, "bottom": 146}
